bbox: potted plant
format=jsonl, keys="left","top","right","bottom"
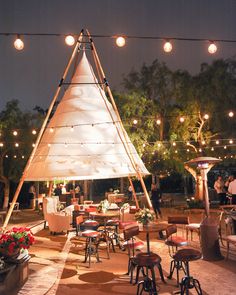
{"left": 0, "top": 227, "right": 35, "bottom": 259}
{"left": 135, "top": 208, "right": 154, "bottom": 225}
{"left": 97, "top": 199, "right": 109, "bottom": 213}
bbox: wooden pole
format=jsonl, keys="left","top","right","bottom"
{"left": 128, "top": 177, "right": 139, "bottom": 209}
{"left": 2, "top": 30, "right": 84, "bottom": 230}
{"left": 86, "top": 29, "right": 152, "bottom": 209}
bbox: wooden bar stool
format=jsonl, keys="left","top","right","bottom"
{"left": 123, "top": 225, "right": 144, "bottom": 279}
{"left": 165, "top": 224, "right": 188, "bottom": 286}
{"left": 135, "top": 252, "right": 163, "bottom": 295}
{"left": 76, "top": 217, "right": 101, "bottom": 267}
{"left": 173, "top": 248, "right": 202, "bottom": 295}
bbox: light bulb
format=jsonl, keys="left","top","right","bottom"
{"left": 172, "top": 142, "right": 176, "bottom": 146}
{"left": 49, "top": 128, "right": 54, "bottom": 133}
{"left": 228, "top": 111, "right": 234, "bottom": 118}
{"left": 211, "top": 147, "right": 214, "bottom": 151}
{"left": 216, "top": 140, "right": 220, "bottom": 145}
{"left": 0, "top": 143, "right": 3, "bottom": 147}
{"left": 14, "top": 36, "right": 24, "bottom": 50}
{"left": 156, "top": 119, "right": 161, "bottom": 125}
{"left": 208, "top": 42, "right": 217, "bottom": 54}
{"left": 224, "top": 145, "right": 227, "bottom": 149}
{"left": 13, "top": 131, "right": 18, "bottom": 136}
{"left": 163, "top": 41, "right": 172, "bottom": 53}
{"left": 203, "top": 114, "right": 209, "bottom": 120}
{"left": 32, "top": 130, "right": 37, "bottom": 135}
{"left": 15, "top": 143, "right": 19, "bottom": 147}
{"left": 116, "top": 36, "right": 126, "bottom": 47}
{"left": 229, "top": 139, "right": 233, "bottom": 144}
{"left": 65, "top": 35, "right": 75, "bottom": 46}
{"left": 133, "top": 119, "right": 138, "bottom": 125}
{"left": 202, "top": 140, "right": 206, "bottom": 145}
{"left": 179, "top": 116, "right": 185, "bottom": 123}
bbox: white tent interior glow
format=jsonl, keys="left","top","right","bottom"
{"left": 24, "top": 52, "right": 149, "bottom": 181}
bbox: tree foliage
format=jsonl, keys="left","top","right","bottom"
{"left": 0, "top": 100, "right": 43, "bottom": 207}
{"left": 117, "top": 58, "right": 236, "bottom": 177}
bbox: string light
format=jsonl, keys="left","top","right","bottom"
{"left": 203, "top": 114, "right": 209, "bottom": 120}
{"left": 163, "top": 41, "right": 173, "bottom": 53}
{"left": 208, "top": 42, "right": 217, "bottom": 54}
{"left": 133, "top": 119, "right": 138, "bottom": 125}
{"left": 229, "top": 139, "right": 233, "bottom": 144}
{"left": 14, "top": 35, "right": 24, "bottom": 50}
{"left": 211, "top": 147, "right": 214, "bottom": 151}
{"left": 0, "top": 143, "right": 3, "bottom": 147}
{"left": 15, "top": 143, "right": 19, "bottom": 147}
{"left": 202, "top": 140, "right": 206, "bottom": 145}
{"left": 224, "top": 145, "right": 227, "bottom": 149}
{"left": 179, "top": 116, "right": 185, "bottom": 123}
{"left": 32, "top": 130, "right": 37, "bottom": 135}
{"left": 116, "top": 36, "right": 126, "bottom": 47}
{"left": 228, "top": 111, "right": 234, "bottom": 117}
{"left": 156, "top": 119, "right": 161, "bottom": 125}
{"left": 65, "top": 35, "right": 75, "bottom": 46}
{"left": 49, "top": 128, "right": 54, "bottom": 133}
{"left": 216, "top": 140, "right": 220, "bottom": 145}
{"left": 172, "top": 142, "right": 176, "bottom": 146}
{"left": 13, "top": 131, "right": 18, "bottom": 136}
{"left": 32, "top": 143, "right": 35, "bottom": 147}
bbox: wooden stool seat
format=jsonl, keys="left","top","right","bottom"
{"left": 173, "top": 248, "right": 202, "bottom": 262}
{"left": 82, "top": 230, "right": 100, "bottom": 238}
{"left": 166, "top": 236, "right": 188, "bottom": 247}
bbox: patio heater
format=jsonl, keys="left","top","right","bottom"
{"left": 185, "top": 157, "right": 224, "bottom": 261}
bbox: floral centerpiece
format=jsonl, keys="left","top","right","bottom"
{"left": 97, "top": 199, "right": 109, "bottom": 213}
{"left": 0, "top": 227, "right": 35, "bottom": 258}
{"left": 135, "top": 208, "right": 154, "bottom": 225}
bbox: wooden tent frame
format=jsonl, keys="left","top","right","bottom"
{"left": 2, "top": 29, "right": 152, "bottom": 230}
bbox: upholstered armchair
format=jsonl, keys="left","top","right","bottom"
{"left": 47, "top": 213, "right": 72, "bottom": 234}
{"left": 43, "top": 197, "right": 59, "bottom": 228}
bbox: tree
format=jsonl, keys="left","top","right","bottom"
{"left": 0, "top": 100, "right": 41, "bottom": 208}
{"left": 118, "top": 58, "right": 236, "bottom": 196}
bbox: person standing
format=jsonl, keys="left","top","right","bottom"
{"left": 54, "top": 183, "right": 62, "bottom": 196}
{"left": 214, "top": 176, "right": 226, "bottom": 205}
{"left": 228, "top": 173, "right": 236, "bottom": 205}
{"left": 28, "top": 182, "right": 36, "bottom": 209}
{"left": 151, "top": 184, "right": 162, "bottom": 219}
{"left": 127, "top": 185, "right": 133, "bottom": 201}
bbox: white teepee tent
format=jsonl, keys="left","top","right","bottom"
{"left": 3, "top": 30, "right": 151, "bottom": 229}
{"left": 23, "top": 52, "right": 149, "bottom": 181}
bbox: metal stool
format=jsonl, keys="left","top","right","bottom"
{"left": 135, "top": 252, "right": 165, "bottom": 295}
{"left": 165, "top": 224, "right": 188, "bottom": 286}
{"left": 123, "top": 225, "right": 144, "bottom": 277}
{"left": 81, "top": 219, "right": 101, "bottom": 267}
{"left": 106, "top": 219, "right": 122, "bottom": 249}
{"left": 173, "top": 248, "right": 202, "bottom": 295}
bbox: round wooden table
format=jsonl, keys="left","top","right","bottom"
{"left": 140, "top": 222, "right": 169, "bottom": 254}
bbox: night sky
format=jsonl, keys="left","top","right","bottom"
{"left": 0, "top": 0, "right": 235, "bottom": 111}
